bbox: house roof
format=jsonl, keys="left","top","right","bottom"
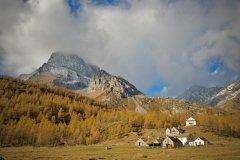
{"left": 166, "top": 136, "right": 182, "bottom": 143}
{"left": 167, "top": 133, "right": 192, "bottom": 138}
{"left": 175, "top": 133, "right": 192, "bottom": 138}
{"left": 198, "top": 137, "right": 209, "bottom": 142}
{"left": 171, "top": 127, "right": 185, "bottom": 133}
{"left": 186, "top": 117, "right": 195, "bottom": 121}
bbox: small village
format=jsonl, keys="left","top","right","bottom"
{"left": 135, "top": 117, "right": 210, "bottom": 148}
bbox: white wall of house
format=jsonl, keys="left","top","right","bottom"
{"left": 186, "top": 117, "right": 196, "bottom": 126}
{"left": 178, "top": 137, "right": 188, "bottom": 145}
{"left": 166, "top": 128, "right": 171, "bottom": 135}
{"left": 186, "top": 120, "right": 196, "bottom": 126}
{"left": 192, "top": 138, "right": 207, "bottom": 146}
{"left": 189, "top": 141, "right": 195, "bottom": 146}
{"left": 178, "top": 134, "right": 195, "bottom": 146}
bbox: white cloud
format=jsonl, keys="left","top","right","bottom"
{"left": 0, "top": 0, "right": 239, "bottom": 96}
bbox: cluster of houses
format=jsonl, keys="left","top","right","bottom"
{"left": 135, "top": 117, "right": 210, "bottom": 148}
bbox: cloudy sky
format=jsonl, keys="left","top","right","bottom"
{"left": 0, "top": 0, "right": 240, "bottom": 96}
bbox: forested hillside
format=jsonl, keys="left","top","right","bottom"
{"left": 0, "top": 77, "right": 239, "bottom": 146}
{"left": 0, "top": 76, "right": 185, "bottom": 146}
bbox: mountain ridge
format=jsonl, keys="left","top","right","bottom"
{"left": 177, "top": 81, "right": 240, "bottom": 106}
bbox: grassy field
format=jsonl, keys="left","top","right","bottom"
{"left": 0, "top": 126, "right": 240, "bottom": 160}
{"left": 0, "top": 139, "right": 240, "bottom": 160}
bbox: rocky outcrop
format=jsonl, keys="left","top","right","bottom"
{"left": 88, "top": 70, "right": 143, "bottom": 98}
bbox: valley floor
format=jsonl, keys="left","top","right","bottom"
{"left": 0, "top": 139, "right": 240, "bottom": 160}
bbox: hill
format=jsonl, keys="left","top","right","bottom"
{"left": 0, "top": 76, "right": 189, "bottom": 146}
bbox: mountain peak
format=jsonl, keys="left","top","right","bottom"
{"left": 49, "top": 52, "right": 84, "bottom": 64}
{"left": 19, "top": 52, "right": 142, "bottom": 99}
{"left": 19, "top": 52, "right": 100, "bottom": 90}
{"left": 47, "top": 52, "right": 100, "bottom": 76}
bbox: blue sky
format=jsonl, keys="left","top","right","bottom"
{"left": 146, "top": 81, "right": 169, "bottom": 96}
{"left": 0, "top": 0, "right": 239, "bottom": 96}
{"left": 67, "top": 0, "right": 81, "bottom": 16}
{"left": 207, "top": 59, "right": 224, "bottom": 74}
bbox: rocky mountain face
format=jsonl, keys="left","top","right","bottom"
{"left": 210, "top": 80, "right": 240, "bottom": 106}
{"left": 177, "top": 80, "right": 240, "bottom": 106}
{"left": 88, "top": 70, "right": 142, "bottom": 98}
{"left": 19, "top": 52, "right": 142, "bottom": 98}
{"left": 20, "top": 52, "right": 100, "bottom": 90}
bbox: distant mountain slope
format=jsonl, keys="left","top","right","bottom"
{"left": 210, "top": 80, "right": 240, "bottom": 106}
{"left": 177, "top": 80, "right": 240, "bottom": 106}
{"left": 19, "top": 52, "right": 143, "bottom": 98}
{"left": 218, "top": 93, "right": 240, "bottom": 113}
{"left": 177, "top": 85, "right": 224, "bottom": 104}
{"left": 131, "top": 96, "right": 209, "bottom": 114}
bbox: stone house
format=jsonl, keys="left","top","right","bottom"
{"left": 162, "top": 136, "right": 183, "bottom": 148}
{"left": 166, "top": 126, "right": 184, "bottom": 136}
{"left": 189, "top": 137, "right": 209, "bottom": 146}
{"left": 135, "top": 138, "right": 149, "bottom": 147}
{"left": 176, "top": 133, "right": 195, "bottom": 146}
